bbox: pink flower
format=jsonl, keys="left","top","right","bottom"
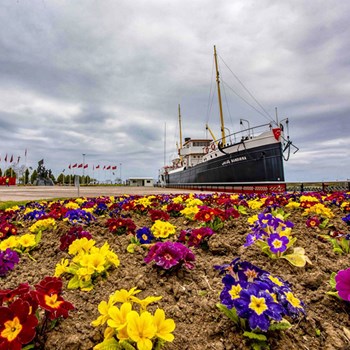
{"left": 335, "top": 268, "right": 350, "bottom": 301}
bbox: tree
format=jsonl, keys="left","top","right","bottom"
{"left": 57, "top": 173, "right": 64, "bottom": 184}
{"left": 30, "top": 170, "right": 38, "bottom": 184}
{"left": 24, "top": 168, "right": 30, "bottom": 184}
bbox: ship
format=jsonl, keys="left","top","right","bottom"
{"left": 159, "top": 46, "right": 297, "bottom": 187}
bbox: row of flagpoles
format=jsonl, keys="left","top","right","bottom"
{"left": 67, "top": 164, "right": 117, "bottom": 171}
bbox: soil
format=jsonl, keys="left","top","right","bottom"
{"left": 1, "top": 192, "right": 350, "bottom": 350}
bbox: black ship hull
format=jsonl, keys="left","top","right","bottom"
{"left": 166, "top": 142, "right": 284, "bottom": 184}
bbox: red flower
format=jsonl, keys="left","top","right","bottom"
{"left": 0, "top": 299, "right": 38, "bottom": 350}
{"left": 0, "top": 284, "right": 30, "bottom": 306}
{"left": 33, "top": 277, "right": 74, "bottom": 320}
{"left": 34, "top": 292, "right": 74, "bottom": 320}
{"left": 35, "top": 277, "right": 62, "bottom": 295}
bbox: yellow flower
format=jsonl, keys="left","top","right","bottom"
{"left": 81, "top": 253, "right": 106, "bottom": 273}
{"left": 153, "top": 308, "right": 175, "bottom": 342}
{"left": 29, "top": 218, "right": 56, "bottom": 233}
{"left": 91, "top": 298, "right": 117, "bottom": 327}
{"left": 285, "top": 201, "right": 300, "bottom": 209}
{"left": 126, "top": 311, "right": 156, "bottom": 350}
{"left": 54, "top": 258, "right": 69, "bottom": 277}
{"left": 247, "top": 214, "right": 258, "bottom": 225}
{"left": 107, "top": 302, "right": 132, "bottom": 330}
{"left": 18, "top": 234, "right": 36, "bottom": 248}
{"left": 180, "top": 206, "right": 199, "bottom": 220}
{"left": 65, "top": 201, "right": 81, "bottom": 209}
{"left": 105, "top": 251, "right": 120, "bottom": 267}
{"left": 247, "top": 198, "right": 266, "bottom": 210}
{"left": 0, "top": 236, "right": 18, "bottom": 250}
{"left": 68, "top": 237, "right": 96, "bottom": 255}
{"left": 110, "top": 287, "right": 141, "bottom": 304}
{"left": 185, "top": 198, "right": 203, "bottom": 207}
{"left": 151, "top": 220, "right": 176, "bottom": 239}
{"left": 172, "top": 195, "right": 183, "bottom": 204}
{"left": 131, "top": 295, "right": 162, "bottom": 312}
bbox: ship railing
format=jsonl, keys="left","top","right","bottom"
{"left": 165, "top": 181, "right": 350, "bottom": 194}
{"left": 214, "top": 122, "right": 273, "bottom": 147}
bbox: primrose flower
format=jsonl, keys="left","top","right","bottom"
{"left": 335, "top": 268, "right": 350, "bottom": 301}
{"left": 0, "top": 236, "right": 18, "bottom": 250}
{"left": 150, "top": 220, "right": 176, "bottom": 239}
{"left": 0, "top": 299, "right": 38, "bottom": 349}
{"left": 126, "top": 311, "right": 157, "bottom": 350}
{"left": 216, "top": 258, "right": 305, "bottom": 331}
{"left": 144, "top": 241, "right": 195, "bottom": 270}
{"left": 0, "top": 248, "right": 20, "bottom": 276}
{"left": 18, "top": 234, "right": 36, "bottom": 249}
{"left": 234, "top": 285, "right": 283, "bottom": 331}
{"left": 153, "top": 308, "right": 175, "bottom": 342}
{"left": 306, "top": 216, "right": 321, "bottom": 228}
{"left": 107, "top": 302, "right": 132, "bottom": 330}
{"left": 342, "top": 214, "right": 350, "bottom": 226}
{"left": 267, "top": 233, "right": 289, "bottom": 254}
{"left": 180, "top": 206, "right": 200, "bottom": 220}
{"left": 136, "top": 227, "right": 155, "bottom": 244}
{"left": 29, "top": 218, "right": 56, "bottom": 234}
{"left": 68, "top": 237, "right": 96, "bottom": 255}
{"left": 110, "top": 287, "right": 141, "bottom": 304}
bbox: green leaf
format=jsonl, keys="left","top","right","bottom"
{"left": 22, "top": 344, "right": 35, "bottom": 350}
{"left": 326, "top": 291, "right": 340, "bottom": 298}
{"left": 243, "top": 331, "right": 267, "bottom": 341}
{"left": 269, "top": 319, "right": 291, "bottom": 331}
{"left": 127, "top": 243, "right": 136, "bottom": 253}
{"left": 94, "top": 337, "right": 121, "bottom": 350}
{"left": 67, "top": 275, "right": 80, "bottom": 289}
{"left": 216, "top": 303, "right": 240, "bottom": 325}
{"left": 35, "top": 230, "right": 42, "bottom": 245}
{"left": 333, "top": 247, "right": 344, "bottom": 255}
{"left": 329, "top": 272, "right": 336, "bottom": 289}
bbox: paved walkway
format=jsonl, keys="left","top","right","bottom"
{"left": 0, "top": 186, "right": 209, "bottom": 202}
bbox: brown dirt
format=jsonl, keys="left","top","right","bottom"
{"left": 1, "top": 193, "right": 350, "bottom": 350}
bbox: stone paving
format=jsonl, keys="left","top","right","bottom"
{"left": 0, "top": 185, "right": 209, "bottom": 202}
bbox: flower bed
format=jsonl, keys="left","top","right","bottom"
{"left": 1, "top": 191, "right": 350, "bottom": 349}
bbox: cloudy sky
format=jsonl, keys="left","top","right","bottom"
{"left": 0, "top": 0, "right": 349, "bottom": 183}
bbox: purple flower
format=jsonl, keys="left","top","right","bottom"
{"left": 0, "top": 248, "right": 20, "bottom": 276}
{"left": 342, "top": 214, "right": 350, "bottom": 226}
{"left": 64, "top": 209, "right": 96, "bottom": 225}
{"left": 267, "top": 233, "right": 289, "bottom": 254}
{"left": 335, "top": 268, "right": 350, "bottom": 301}
{"left": 136, "top": 227, "right": 154, "bottom": 244}
{"left": 144, "top": 241, "right": 195, "bottom": 270}
{"left": 233, "top": 285, "right": 283, "bottom": 331}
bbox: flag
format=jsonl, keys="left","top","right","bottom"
{"left": 96, "top": 165, "right": 100, "bottom": 169}
{"left": 62, "top": 169, "right": 65, "bottom": 173}
{"left": 68, "top": 164, "right": 71, "bottom": 169}
{"left": 38, "top": 159, "right": 44, "bottom": 166}
{"left": 5, "top": 154, "right": 8, "bottom": 162}
{"left": 112, "top": 166, "right": 117, "bottom": 170}
{"left": 78, "top": 164, "right": 83, "bottom": 168}
{"left": 106, "top": 165, "right": 111, "bottom": 170}
{"left": 84, "top": 164, "right": 88, "bottom": 169}
{"left": 10, "top": 155, "right": 13, "bottom": 163}
{"left": 25, "top": 149, "right": 27, "bottom": 157}
{"left": 72, "top": 163, "right": 77, "bottom": 168}
{"left": 17, "top": 156, "right": 20, "bottom": 163}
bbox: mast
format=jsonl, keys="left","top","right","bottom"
{"left": 178, "top": 104, "right": 183, "bottom": 161}
{"left": 214, "top": 45, "right": 226, "bottom": 145}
